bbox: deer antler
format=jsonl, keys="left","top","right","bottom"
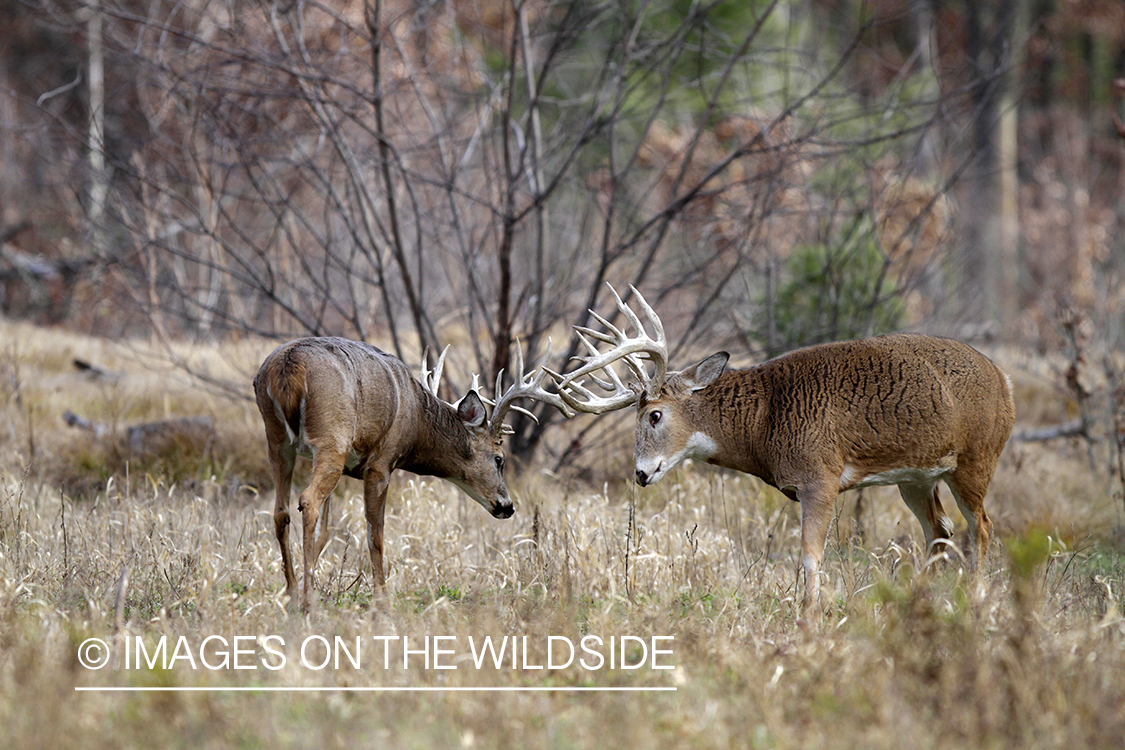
{"left": 420, "top": 345, "right": 451, "bottom": 402}
{"left": 424, "top": 341, "right": 572, "bottom": 433}
{"left": 548, "top": 284, "right": 668, "bottom": 413}
{"left": 490, "top": 338, "right": 575, "bottom": 436}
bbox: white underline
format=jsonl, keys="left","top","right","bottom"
{"left": 76, "top": 685, "right": 677, "bottom": 693}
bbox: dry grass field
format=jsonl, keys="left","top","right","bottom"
{"left": 1, "top": 319, "right": 1124, "bottom": 749}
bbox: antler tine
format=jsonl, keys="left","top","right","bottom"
{"left": 466, "top": 372, "right": 496, "bottom": 406}
{"left": 626, "top": 284, "right": 667, "bottom": 389}
{"left": 568, "top": 327, "right": 645, "bottom": 387}
{"left": 420, "top": 345, "right": 451, "bottom": 401}
{"left": 551, "top": 373, "right": 639, "bottom": 415}
{"left": 557, "top": 334, "right": 646, "bottom": 389}
{"left": 500, "top": 339, "right": 547, "bottom": 422}
{"left": 583, "top": 310, "right": 624, "bottom": 342}
{"left": 553, "top": 283, "right": 667, "bottom": 405}
{"left": 547, "top": 334, "right": 641, "bottom": 414}
{"left": 625, "top": 284, "right": 665, "bottom": 338}
{"left": 489, "top": 338, "right": 576, "bottom": 435}
{"left": 607, "top": 283, "right": 645, "bottom": 336}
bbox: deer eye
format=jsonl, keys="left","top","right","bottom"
{"left": 495, "top": 455, "right": 505, "bottom": 474}
{"left": 649, "top": 410, "right": 662, "bottom": 427}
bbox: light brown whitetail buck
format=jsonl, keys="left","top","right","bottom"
{"left": 550, "top": 285, "right": 1015, "bottom": 619}
{"left": 254, "top": 337, "right": 570, "bottom": 611}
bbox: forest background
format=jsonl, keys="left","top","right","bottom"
{"left": 3, "top": 0, "right": 1125, "bottom": 461}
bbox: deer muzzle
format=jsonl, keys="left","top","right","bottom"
{"left": 491, "top": 500, "right": 515, "bottom": 519}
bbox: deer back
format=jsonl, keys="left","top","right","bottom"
{"left": 254, "top": 338, "right": 499, "bottom": 493}
{"left": 255, "top": 338, "right": 415, "bottom": 463}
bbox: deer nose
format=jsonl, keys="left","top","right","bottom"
{"left": 635, "top": 469, "right": 649, "bottom": 487}
{"left": 492, "top": 501, "right": 515, "bottom": 519}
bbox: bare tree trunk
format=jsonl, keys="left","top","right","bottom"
{"left": 87, "top": 0, "right": 107, "bottom": 251}
{"left": 367, "top": 0, "right": 432, "bottom": 358}
{"left": 996, "top": 0, "right": 1025, "bottom": 334}
{"left": 964, "top": 0, "right": 1016, "bottom": 331}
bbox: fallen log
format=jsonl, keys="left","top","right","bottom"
{"left": 1012, "top": 419, "right": 1088, "bottom": 442}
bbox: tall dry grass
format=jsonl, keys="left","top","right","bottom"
{"left": 1, "top": 319, "right": 1124, "bottom": 748}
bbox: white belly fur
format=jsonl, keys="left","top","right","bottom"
{"left": 840, "top": 463, "right": 954, "bottom": 491}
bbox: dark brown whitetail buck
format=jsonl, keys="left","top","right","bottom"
{"left": 254, "top": 337, "right": 570, "bottom": 611}
{"left": 549, "top": 285, "right": 1015, "bottom": 620}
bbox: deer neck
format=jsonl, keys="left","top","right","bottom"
{"left": 400, "top": 384, "right": 476, "bottom": 478}
{"left": 695, "top": 369, "right": 770, "bottom": 479}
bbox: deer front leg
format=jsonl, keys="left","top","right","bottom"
{"left": 797, "top": 479, "right": 836, "bottom": 623}
{"left": 298, "top": 450, "right": 345, "bottom": 612}
{"left": 362, "top": 467, "right": 391, "bottom": 591}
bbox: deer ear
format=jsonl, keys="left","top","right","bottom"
{"left": 680, "top": 352, "right": 729, "bottom": 392}
{"left": 457, "top": 391, "right": 488, "bottom": 428}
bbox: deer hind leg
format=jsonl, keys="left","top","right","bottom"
{"left": 944, "top": 462, "right": 995, "bottom": 571}
{"left": 898, "top": 480, "right": 955, "bottom": 559}
{"left": 313, "top": 494, "right": 333, "bottom": 563}
{"left": 298, "top": 449, "right": 345, "bottom": 612}
{"left": 270, "top": 441, "right": 299, "bottom": 605}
